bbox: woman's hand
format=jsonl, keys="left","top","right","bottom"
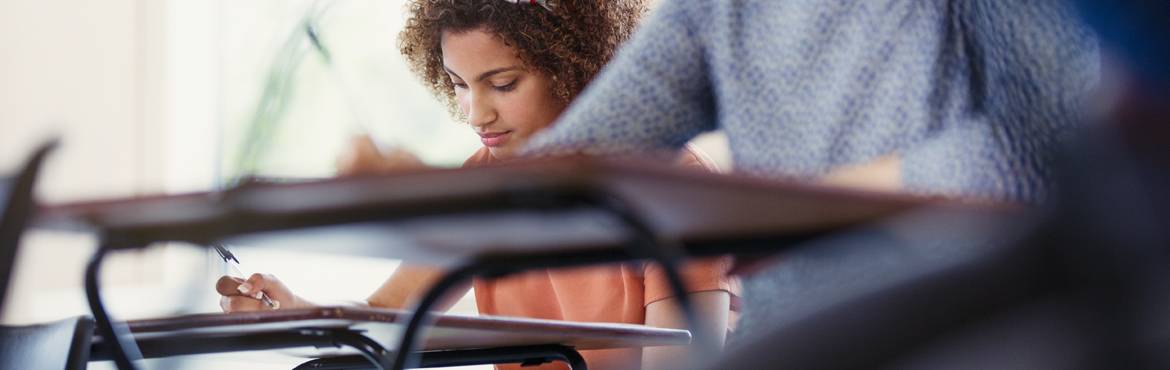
{"left": 819, "top": 153, "right": 902, "bottom": 192}
{"left": 215, "top": 273, "right": 311, "bottom": 313}
{"left": 336, "top": 135, "right": 428, "bottom": 176}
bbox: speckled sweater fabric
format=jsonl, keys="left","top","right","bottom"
{"left": 524, "top": 0, "right": 1099, "bottom": 344}
{"left": 528, "top": 0, "right": 1097, "bottom": 204}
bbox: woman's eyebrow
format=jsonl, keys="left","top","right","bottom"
{"left": 474, "top": 66, "right": 521, "bottom": 82}
{"left": 443, "top": 65, "right": 522, "bottom": 82}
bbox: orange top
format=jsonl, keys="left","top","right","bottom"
{"left": 464, "top": 147, "right": 740, "bottom": 370}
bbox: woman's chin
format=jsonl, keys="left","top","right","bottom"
{"left": 487, "top": 145, "right": 517, "bottom": 160}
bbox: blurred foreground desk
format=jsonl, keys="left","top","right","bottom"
{"left": 90, "top": 306, "right": 689, "bottom": 369}
{"left": 38, "top": 157, "right": 944, "bottom": 370}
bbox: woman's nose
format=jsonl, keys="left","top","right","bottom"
{"left": 466, "top": 93, "right": 497, "bottom": 127}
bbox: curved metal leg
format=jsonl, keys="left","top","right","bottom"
{"left": 390, "top": 189, "right": 702, "bottom": 370}
{"left": 509, "top": 187, "right": 703, "bottom": 350}
{"left": 589, "top": 192, "right": 707, "bottom": 348}
{"left": 391, "top": 264, "right": 480, "bottom": 370}
{"left": 550, "top": 345, "right": 588, "bottom": 370}
{"left": 328, "top": 329, "right": 394, "bottom": 370}
{"left": 85, "top": 243, "right": 143, "bottom": 370}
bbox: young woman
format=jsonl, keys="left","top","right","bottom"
{"left": 217, "top": 1, "right": 738, "bottom": 369}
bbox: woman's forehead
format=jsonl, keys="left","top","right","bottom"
{"left": 440, "top": 28, "right": 523, "bottom": 75}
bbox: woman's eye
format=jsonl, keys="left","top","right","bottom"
{"left": 493, "top": 81, "right": 517, "bottom": 92}
{"left": 452, "top": 82, "right": 468, "bottom": 89}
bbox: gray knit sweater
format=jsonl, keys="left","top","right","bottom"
{"left": 525, "top": 0, "right": 1098, "bottom": 342}
{"left": 528, "top": 0, "right": 1097, "bottom": 203}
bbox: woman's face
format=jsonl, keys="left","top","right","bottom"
{"left": 441, "top": 28, "right": 567, "bottom": 159}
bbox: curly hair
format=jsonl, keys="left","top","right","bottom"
{"left": 399, "top": 0, "right": 648, "bottom": 116}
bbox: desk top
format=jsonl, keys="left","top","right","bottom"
{"left": 109, "top": 306, "right": 691, "bottom": 351}
{"left": 36, "top": 157, "right": 952, "bottom": 263}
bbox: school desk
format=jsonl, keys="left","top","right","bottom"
{"left": 88, "top": 306, "right": 690, "bottom": 369}
{"left": 39, "top": 156, "right": 961, "bottom": 370}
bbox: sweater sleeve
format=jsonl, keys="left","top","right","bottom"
{"left": 523, "top": 1, "right": 718, "bottom": 156}
{"left": 900, "top": 0, "right": 1098, "bottom": 203}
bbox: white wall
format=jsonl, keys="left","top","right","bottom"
{"left": 0, "top": 0, "right": 213, "bottom": 326}
{"left": 0, "top": 0, "right": 457, "bottom": 329}
{"left": 0, "top": 0, "right": 165, "bottom": 199}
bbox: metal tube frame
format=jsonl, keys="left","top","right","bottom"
{"left": 86, "top": 186, "right": 705, "bottom": 370}
{"left": 85, "top": 241, "right": 144, "bottom": 370}
{"left": 90, "top": 328, "right": 390, "bottom": 365}
{"left": 390, "top": 189, "right": 700, "bottom": 370}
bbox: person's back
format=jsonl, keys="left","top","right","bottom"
{"left": 527, "top": 0, "right": 1099, "bottom": 343}
{"left": 532, "top": 0, "right": 1097, "bottom": 202}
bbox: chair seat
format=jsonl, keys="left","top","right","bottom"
{"left": 0, "top": 316, "right": 94, "bottom": 370}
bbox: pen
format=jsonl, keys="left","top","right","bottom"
{"left": 213, "top": 244, "right": 279, "bottom": 309}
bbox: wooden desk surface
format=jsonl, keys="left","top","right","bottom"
{"left": 110, "top": 306, "right": 691, "bottom": 351}
{"left": 36, "top": 157, "right": 955, "bottom": 263}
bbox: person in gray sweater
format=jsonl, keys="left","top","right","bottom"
{"left": 523, "top": 0, "right": 1099, "bottom": 343}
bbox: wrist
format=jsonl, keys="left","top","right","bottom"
{"left": 286, "top": 295, "right": 315, "bottom": 309}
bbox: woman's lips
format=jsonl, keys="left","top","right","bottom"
{"left": 478, "top": 130, "right": 513, "bottom": 147}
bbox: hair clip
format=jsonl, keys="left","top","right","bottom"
{"left": 502, "top": 0, "right": 557, "bottom": 11}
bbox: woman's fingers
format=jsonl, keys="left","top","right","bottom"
{"left": 215, "top": 275, "right": 246, "bottom": 296}
{"left": 383, "top": 148, "right": 426, "bottom": 170}
{"left": 216, "top": 273, "right": 291, "bottom": 312}
{"left": 336, "top": 135, "right": 428, "bottom": 176}
{"left": 337, "top": 135, "right": 385, "bottom": 176}
{"left": 241, "top": 273, "right": 276, "bottom": 297}
{"left": 240, "top": 273, "right": 292, "bottom": 308}
{"left": 217, "top": 276, "right": 272, "bottom": 313}
{"left": 220, "top": 295, "right": 270, "bottom": 313}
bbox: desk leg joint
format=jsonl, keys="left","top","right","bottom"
{"left": 392, "top": 264, "right": 481, "bottom": 370}
{"left": 325, "top": 329, "right": 394, "bottom": 370}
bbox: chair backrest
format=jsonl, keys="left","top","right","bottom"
{"left": 0, "top": 316, "right": 94, "bottom": 370}
{"left": 0, "top": 140, "right": 56, "bottom": 311}
{"left": 0, "top": 141, "right": 93, "bottom": 370}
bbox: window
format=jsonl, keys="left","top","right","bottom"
{"left": 219, "top": 0, "right": 480, "bottom": 181}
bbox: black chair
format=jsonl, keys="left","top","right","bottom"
{"left": 0, "top": 141, "right": 94, "bottom": 370}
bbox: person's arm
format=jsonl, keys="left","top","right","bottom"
{"left": 366, "top": 264, "right": 471, "bottom": 311}
{"left": 822, "top": 2, "right": 1096, "bottom": 201}
{"left": 640, "top": 256, "right": 737, "bottom": 369}
{"left": 642, "top": 291, "right": 731, "bottom": 370}
{"left": 336, "top": 135, "right": 429, "bottom": 176}
{"left": 216, "top": 274, "right": 316, "bottom": 312}
{"left": 216, "top": 264, "right": 471, "bottom": 313}
{"left": 897, "top": 0, "right": 1097, "bottom": 203}
{"left": 523, "top": 1, "right": 717, "bottom": 156}
{"left": 217, "top": 136, "right": 440, "bottom": 313}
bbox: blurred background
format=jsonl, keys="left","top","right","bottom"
{"left": 0, "top": 0, "right": 724, "bottom": 368}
